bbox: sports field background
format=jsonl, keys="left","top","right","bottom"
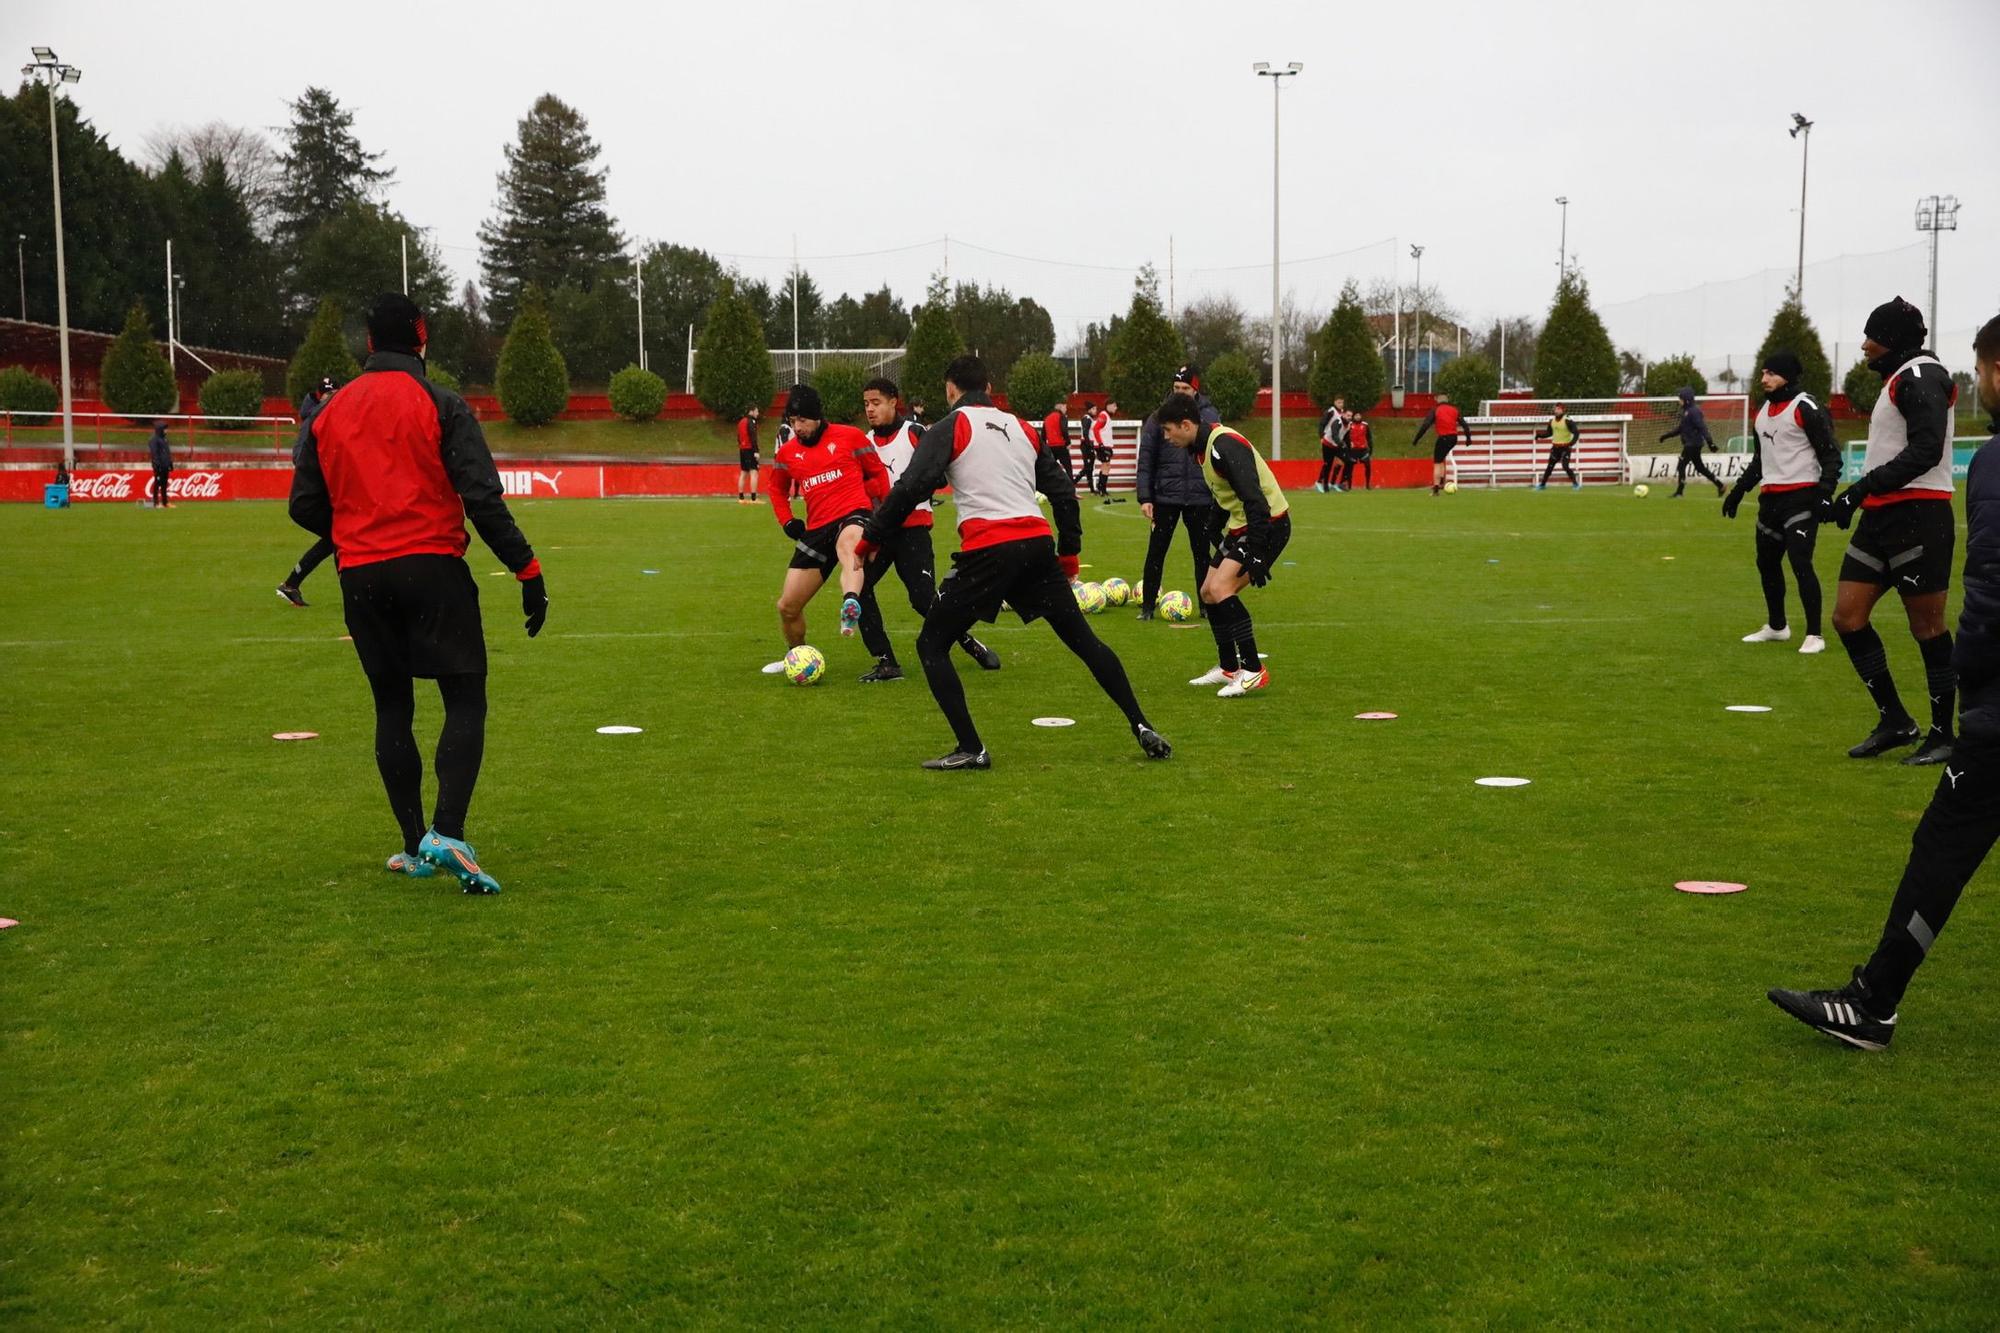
{"left": 4, "top": 489, "right": 1998, "bottom": 1325}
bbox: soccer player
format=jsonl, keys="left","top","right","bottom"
{"left": 1660, "top": 387, "right": 1725, "bottom": 497}
{"left": 1412, "top": 392, "right": 1468, "bottom": 496}
{"left": 1766, "top": 312, "right": 2000, "bottom": 1050}
{"left": 1092, "top": 401, "right": 1119, "bottom": 496}
{"left": 1135, "top": 365, "right": 1217, "bottom": 621}
{"left": 736, "top": 405, "right": 762, "bottom": 504}
{"left": 1041, "top": 398, "right": 1073, "bottom": 481}
{"left": 1341, "top": 409, "right": 1374, "bottom": 491}
{"left": 1722, "top": 352, "right": 1839, "bottom": 654}
{"left": 1074, "top": 401, "right": 1098, "bottom": 492}
{"left": 1156, "top": 393, "right": 1291, "bottom": 698}
{"left": 278, "top": 377, "right": 341, "bottom": 607}
{"left": 1826, "top": 296, "right": 1961, "bottom": 766}
{"left": 1533, "top": 403, "right": 1582, "bottom": 491}
{"left": 764, "top": 383, "right": 890, "bottom": 672}
{"left": 288, "top": 293, "right": 547, "bottom": 895}
{"left": 853, "top": 376, "right": 1000, "bottom": 682}
{"left": 856, "top": 355, "right": 1171, "bottom": 769}
{"left": 1316, "top": 396, "right": 1347, "bottom": 492}
{"left": 147, "top": 419, "right": 173, "bottom": 509}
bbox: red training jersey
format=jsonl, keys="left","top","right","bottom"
{"left": 737, "top": 416, "right": 757, "bottom": 451}
{"left": 1435, "top": 403, "right": 1464, "bottom": 436}
{"left": 1349, "top": 420, "right": 1371, "bottom": 450}
{"left": 769, "top": 423, "right": 890, "bottom": 530}
{"left": 311, "top": 369, "right": 468, "bottom": 569}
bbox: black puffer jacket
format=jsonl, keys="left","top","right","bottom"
{"left": 1135, "top": 391, "right": 1219, "bottom": 506}
{"left": 1956, "top": 417, "right": 2000, "bottom": 688}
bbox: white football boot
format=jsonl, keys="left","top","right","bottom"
{"left": 1741, "top": 625, "right": 1792, "bottom": 643}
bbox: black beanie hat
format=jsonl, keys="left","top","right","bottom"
{"left": 366, "top": 292, "right": 426, "bottom": 354}
{"left": 1173, "top": 363, "right": 1200, "bottom": 387}
{"left": 1762, "top": 350, "right": 1803, "bottom": 383}
{"left": 1864, "top": 296, "right": 1927, "bottom": 352}
{"left": 783, "top": 383, "right": 822, "bottom": 420}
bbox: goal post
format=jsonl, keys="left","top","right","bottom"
{"left": 1480, "top": 395, "right": 1751, "bottom": 453}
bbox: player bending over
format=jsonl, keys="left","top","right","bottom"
{"left": 763, "top": 384, "right": 890, "bottom": 673}
{"left": 1768, "top": 313, "right": 2000, "bottom": 1050}
{"left": 853, "top": 376, "right": 1000, "bottom": 682}
{"left": 1412, "top": 393, "right": 1468, "bottom": 496}
{"left": 1825, "top": 297, "right": 1962, "bottom": 765}
{"left": 1340, "top": 408, "right": 1373, "bottom": 491}
{"left": 1660, "top": 387, "right": 1725, "bottom": 498}
{"left": 857, "top": 355, "right": 1171, "bottom": 770}
{"left": 1722, "top": 352, "right": 1839, "bottom": 654}
{"left": 1156, "top": 393, "right": 1291, "bottom": 698}
{"left": 1533, "top": 403, "right": 1582, "bottom": 491}
{"left": 288, "top": 294, "right": 548, "bottom": 895}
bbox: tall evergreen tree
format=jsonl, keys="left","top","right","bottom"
{"left": 1307, "top": 283, "right": 1386, "bottom": 410}
{"left": 1104, "top": 266, "right": 1183, "bottom": 414}
{"left": 292, "top": 200, "right": 451, "bottom": 328}
{"left": 274, "top": 87, "right": 391, "bottom": 248}
{"left": 477, "top": 94, "right": 625, "bottom": 321}
{"left": 495, "top": 285, "right": 570, "bottom": 426}
{"left": 1532, "top": 270, "right": 1620, "bottom": 399}
{"left": 100, "top": 304, "right": 179, "bottom": 418}
{"left": 1752, "top": 292, "right": 1833, "bottom": 408}
{"left": 693, "top": 277, "right": 775, "bottom": 420}
{"left": 901, "top": 274, "right": 965, "bottom": 414}
{"left": 286, "top": 298, "right": 362, "bottom": 404}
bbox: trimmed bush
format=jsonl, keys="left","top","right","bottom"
{"left": 693, "top": 277, "right": 776, "bottom": 420}
{"left": 1434, "top": 353, "right": 1500, "bottom": 416}
{"left": 1641, "top": 355, "right": 1708, "bottom": 398}
{"left": 1105, "top": 274, "right": 1183, "bottom": 415}
{"left": 1203, "top": 351, "right": 1260, "bottom": 421}
{"left": 101, "top": 304, "right": 179, "bottom": 420}
{"left": 1005, "top": 352, "right": 1069, "bottom": 421}
{"left": 287, "top": 298, "right": 363, "bottom": 404}
{"left": 1752, "top": 295, "right": 1833, "bottom": 409}
{"left": 0, "top": 366, "right": 59, "bottom": 415}
{"left": 608, "top": 363, "right": 667, "bottom": 422}
{"left": 1306, "top": 283, "right": 1386, "bottom": 413}
{"left": 901, "top": 276, "right": 964, "bottom": 417}
{"left": 198, "top": 370, "right": 266, "bottom": 428}
{"left": 1844, "top": 358, "right": 1883, "bottom": 415}
{"left": 1532, "top": 271, "right": 1619, "bottom": 399}
{"left": 810, "top": 357, "right": 867, "bottom": 425}
{"left": 426, "top": 363, "right": 461, "bottom": 393}
{"left": 495, "top": 285, "right": 570, "bottom": 427}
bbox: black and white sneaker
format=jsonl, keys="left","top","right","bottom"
{"left": 1767, "top": 968, "right": 1898, "bottom": 1050}
{"left": 1133, "top": 724, "right": 1172, "bottom": 761}
{"left": 1902, "top": 731, "right": 1955, "bottom": 766}
{"left": 962, "top": 637, "right": 1002, "bottom": 671}
{"left": 921, "top": 748, "right": 991, "bottom": 771}
{"left": 858, "top": 659, "right": 904, "bottom": 683}
{"left": 1849, "top": 720, "right": 1922, "bottom": 759}
{"left": 276, "top": 584, "right": 307, "bottom": 608}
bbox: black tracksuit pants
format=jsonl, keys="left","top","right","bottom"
{"left": 1675, "top": 447, "right": 1721, "bottom": 492}
{"left": 1318, "top": 445, "right": 1338, "bottom": 488}
{"left": 288, "top": 536, "right": 338, "bottom": 588}
{"left": 1340, "top": 452, "right": 1372, "bottom": 489}
{"left": 857, "top": 524, "right": 983, "bottom": 666}
{"left": 1077, "top": 446, "right": 1096, "bottom": 490}
{"left": 1142, "top": 503, "right": 1212, "bottom": 614}
{"left": 1540, "top": 446, "right": 1577, "bottom": 485}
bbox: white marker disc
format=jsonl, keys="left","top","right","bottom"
{"left": 1031, "top": 717, "right": 1076, "bottom": 728}
{"left": 596, "top": 725, "right": 643, "bottom": 735}
{"left": 272, "top": 731, "right": 319, "bottom": 741}
{"left": 1475, "top": 776, "right": 1531, "bottom": 788}
{"left": 1725, "top": 705, "right": 1772, "bottom": 713}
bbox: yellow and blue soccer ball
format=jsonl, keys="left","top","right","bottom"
{"left": 1101, "top": 577, "right": 1131, "bottom": 606}
{"left": 1633, "top": 483, "right": 1650, "bottom": 497}
{"left": 1075, "top": 581, "right": 1109, "bottom": 614}
{"left": 783, "top": 645, "right": 826, "bottom": 685}
{"left": 1158, "top": 590, "right": 1195, "bottom": 622}
{"left": 1443, "top": 481, "right": 1459, "bottom": 494}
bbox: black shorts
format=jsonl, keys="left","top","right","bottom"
{"left": 1755, "top": 488, "right": 1821, "bottom": 547}
{"left": 1432, "top": 434, "right": 1461, "bottom": 465}
{"left": 1840, "top": 498, "right": 1955, "bottom": 594}
{"left": 738, "top": 449, "right": 758, "bottom": 471}
{"left": 340, "top": 553, "right": 486, "bottom": 680}
{"left": 933, "top": 535, "right": 1075, "bottom": 625}
{"left": 1219, "top": 512, "right": 1293, "bottom": 578}
{"left": 787, "top": 510, "right": 871, "bottom": 575}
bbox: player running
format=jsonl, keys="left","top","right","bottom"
{"left": 736, "top": 405, "right": 762, "bottom": 504}
{"left": 763, "top": 384, "right": 890, "bottom": 673}
{"left": 1722, "top": 352, "right": 1839, "bottom": 654}
{"left": 1412, "top": 393, "right": 1468, "bottom": 495}
{"left": 856, "top": 355, "right": 1170, "bottom": 770}
{"left": 288, "top": 293, "right": 547, "bottom": 895}
{"left": 1766, "top": 312, "right": 2000, "bottom": 1050}
{"left": 1533, "top": 402, "right": 1582, "bottom": 491}
{"left": 1661, "top": 387, "right": 1725, "bottom": 497}
{"left": 853, "top": 376, "right": 1000, "bottom": 682}
{"left": 277, "top": 376, "right": 341, "bottom": 606}
{"left": 1156, "top": 393, "right": 1291, "bottom": 698}
{"left": 1827, "top": 296, "right": 1962, "bottom": 765}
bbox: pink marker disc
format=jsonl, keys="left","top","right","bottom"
{"left": 0, "top": 918, "right": 17, "bottom": 930}
{"left": 1355, "top": 712, "right": 1398, "bottom": 721}
{"left": 272, "top": 731, "right": 319, "bottom": 741}
{"left": 1675, "top": 880, "right": 1747, "bottom": 895}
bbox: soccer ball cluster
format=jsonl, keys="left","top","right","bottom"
{"left": 1072, "top": 575, "right": 1140, "bottom": 614}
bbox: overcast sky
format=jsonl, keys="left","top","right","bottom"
{"left": 12, "top": 0, "right": 2000, "bottom": 370}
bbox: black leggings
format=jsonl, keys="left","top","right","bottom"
{"left": 1676, "top": 448, "right": 1721, "bottom": 490}
{"left": 1142, "top": 504, "right": 1211, "bottom": 614}
{"left": 857, "top": 527, "right": 985, "bottom": 665}
{"left": 366, "top": 671, "right": 487, "bottom": 852}
{"left": 1318, "top": 445, "right": 1337, "bottom": 487}
{"left": 288, "top": 537, "right": 337, "bottom": 587}
{"left": 1340, "top": 453, "right": 1372, "bottom": 489}
{"left": 1754, "top": 507, "right": 1822, "bottom": 636}
{"left": 1540, "top": 447, "right": 1577, "bottom": 485}
{"left": 917, "top": 596, "right": 1145, "bottom": 754}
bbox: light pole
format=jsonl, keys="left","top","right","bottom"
{"left": 1254, "top": 60, "right": 1302, "bottom": 460}
{"left": 633, "top": 254, "right": 646, "bottom": 371}
{"left": 175, "top": 274, "right": 186, "bottom": 349}
{"left": 1915, "top": 195, "right": 1959, "bottom": 360}
{"left": 1789, "top": 113, "right": 1813, "bottom": 297}
{"left": 1554, "top": 196, "right": 1568, "bottom": 279}
{"left": 1409, "top": 244, "right": 1424, "bottom": 393}
{"left": 14, "top": 234, "right": 24, "bottom": 321}
{"left": 23, "top": 47, "right": 80, "bottom": 471}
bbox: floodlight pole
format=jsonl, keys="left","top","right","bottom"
{"left": 1409, "top": 244, "right": 1424, "bottom": 394}
{"left": 1789, "top": 114, "right": 1813, "bottom": 297}
{"left": 1255, "top": 61, "right": 1301, "bottom": 459}
{"left": 1915, "top": 195, "right": 1959, "bottom": 363}
{"left": 25, "top": 48, "right": 79, "bottom": 473}
{"left": 15, "top": 234, "right": 24, "bottom": 321}
{"left": 1555, "top": 196, "right": 1568, "bottom": 279}
{"left": 400, "top": 233, "right": 409, "bottom": 295}
{"left": 633, "top": 254, "right": 646, "bottom": 371}
{"left": 165, "top": 239, "right": 176, "bottom": 375}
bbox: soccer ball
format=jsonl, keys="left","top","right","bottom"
{"left": 1075, "top": 581, "right": 1109, "bottom": 614}
{"left": 1633, "top": 484, "right": 1650, "bottom": 497}
{"left": 1443, "top": 481, "right": 1459, "bottom": 494}
{"left": 782, "top": 645, "right": 825, "bottom": 685}
{"left": 1133, "top": 580, "right": 1149, "bottom": 606}
{"left": 1101, "top": 577, "right": 1131, "bottom": 606}
{"left": 1158, "top": 590, "right": 1195, "bottom": 622}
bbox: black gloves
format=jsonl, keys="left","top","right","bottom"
{"left": 1825, "top": 486, "right": 1865, "bottom": 530}
{"left": 520, "top": 573, "right": 548, "bottom": 638}
{"left": 1243, "top": 547, "right": 1273, "bottom": 588}
{"left": 1721, "top": 487, "right": 1744, "bottom": 519}
{"left": 782, "top": 518, "right": 806, "bottom": 541}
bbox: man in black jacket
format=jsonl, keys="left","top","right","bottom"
{"left": 1134, "top": 365, "right": 1217, "bottom": 620}
{"left": 1661, "top": 387, "right": 1725, "bottom": 498}
{"left": 1768, "top": 312, "right": 2000, "bottom": 1050}
{"left": 278, "top": 377, "right": 340, "bottom": 607}
{"left": 147, "top": 420, "right": 173, "bottom": 508}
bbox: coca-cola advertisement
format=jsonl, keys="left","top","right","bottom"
{"left": 1, "top": 469, "right": 294, "bottom": 503}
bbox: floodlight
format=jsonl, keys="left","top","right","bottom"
{"left": 1252, "top": 61, "right": 1271, "bottom": 73}
{"left": 60, "top": 67, "right": 80, "bottom": 82}
{"left": 31, "top": 46, "right": 55, "bottom": 61}
{"left": 1286, "top": 62, "right": 1303, "bottom": 73}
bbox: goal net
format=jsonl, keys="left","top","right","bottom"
{"left": 1480, "top": 395, "right": 1751, "bottom": 453}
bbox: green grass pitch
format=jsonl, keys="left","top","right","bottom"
{"left": 4, "top": 487, "right": 1999, "bottom": 1326}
